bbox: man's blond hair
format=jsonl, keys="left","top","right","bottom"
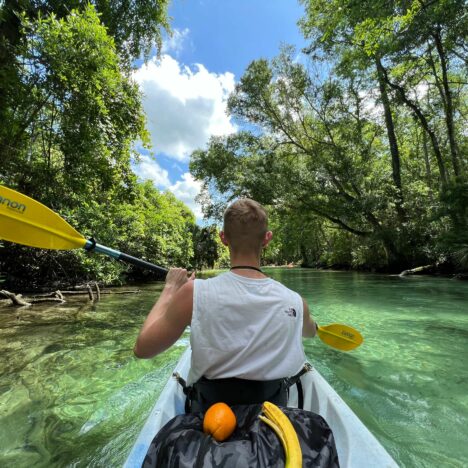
{"left": 223, "top": 199, "right": 268, "bottom": 252}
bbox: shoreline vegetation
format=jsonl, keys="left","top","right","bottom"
{"left": 1, "top": 264, "right": 466, "bottom": 304}
{"left": 1, "top": 1, "right": 467, "bottom": 289}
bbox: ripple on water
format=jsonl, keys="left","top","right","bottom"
{"left": 281, "top": 270, "right": 468, "bottom": 467}
{"left": 1, "top": 273, "right": 468, "bottom": 467}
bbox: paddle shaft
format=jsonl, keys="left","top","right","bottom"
{"left": 84, "top": 240, "right": 168, "bottom": 275}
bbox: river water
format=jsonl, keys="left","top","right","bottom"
{"left": 0, "top": 269, "right": 467, "bottom": 467}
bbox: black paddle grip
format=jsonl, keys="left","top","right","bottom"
{"left": 118, "top": 252, "right": 168, "bottom": 276}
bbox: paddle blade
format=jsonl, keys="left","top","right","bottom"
{"left": 317, "top": 323, "right": 363, "bottom": 351}
{"left": 0, "top": 186, "right": 86, "bottom": 250}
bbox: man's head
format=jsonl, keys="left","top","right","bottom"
{"left": 220, "top": 199, "right": 272, "bottom": 254}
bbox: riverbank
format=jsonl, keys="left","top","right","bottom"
{"left": 299, "top": 261, "right": 468, "bottom": 279}
{"left": 2, "top": 262, "right": 467, "bottom": 299}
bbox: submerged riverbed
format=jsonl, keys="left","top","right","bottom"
{"left": 0, "top": 269, "right": 467, "bottom": 467}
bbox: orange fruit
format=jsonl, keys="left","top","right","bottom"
{"left": 203, "top": 402, "right": 237, "bottom": 441}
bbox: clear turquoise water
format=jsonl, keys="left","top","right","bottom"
{"left": 270, "top": 269, "right": 468, "bottom": 468}
{"left": 0, "top": 270, "right": 467, "bottom": 467}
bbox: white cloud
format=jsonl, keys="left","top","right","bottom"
{"left": 133, "top": 54, "right": 236, "bottom": 161}
{"left": 360, "top": 89, "right": 382, "bottom": 120}
{"left": 168, "top": 173, "right": 204, "bottom": 220}
{"left": 161, "top": 28, "right": 190, "bottom": 56}
{"left": 133, "top": 158, "right": 205, "bottom": 222}
{"left": 360, "top": 82, "right": 429, "bottom": 121}
{"left": 133, "top": 155, "right": 171, "bottom": 188}
{"left": 412, "top": 82, "right": 429, "bottom": 101}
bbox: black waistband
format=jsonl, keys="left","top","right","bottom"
{"left": 190, "top": 376, "right": 287, "bottom": 413}
{"left": 174, "top": 364, "right": 311, "bottom": 413}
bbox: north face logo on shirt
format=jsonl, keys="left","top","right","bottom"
{"left": 284, "top": 307, "right": 297, "bottom": 317}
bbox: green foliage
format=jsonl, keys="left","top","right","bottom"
{"left": 191, "top": 3, "right": 468, "bottom": 272}
{"left": 1, "top": 1, "right": 170, "bottom": 177}
{"left": 438, "top": 182, "right": 468, "bottom": 268}
{"left": 0, "top": 5, "right": 198, "bottom": 288}
{"left": 263, "top": 209, "right": 324, "bottom": 267}
{"left": 0, "top": 0, "right": 170, "bottom": 64}
{"left": 1, "top": 180, "right": 197, "bottom": 288}
{"left": 190, "top": 224, "right": 233, "bottom": 270}
{"left": 214, "top": 236, "right": 230, "bottom": 269}
{"left": 192, "top": 225, "right": 220, "bottom": 270}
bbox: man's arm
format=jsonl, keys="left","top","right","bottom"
{"left": 134, "top": 268, "right": 194, "bottom": 359}
{"left": 302, "top": 298, "right": 317, "bottom": 338}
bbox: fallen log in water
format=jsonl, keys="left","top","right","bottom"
{"left": 452, "top": 273, "right": 468, "bottom": 280}
{"left": 0, "top": 286, "right": 141, "bottom": 307}
{"left": 0, "top": 290, "right": 65, "bottom": 306}
{"left": 399, "top": 264, "right": 435, "bottom": 277}
{"left": 0, "top": 282, "right": 140, "bottom": 307}
{"left": 57, "top": 289, "right": 141, "bottom": 295}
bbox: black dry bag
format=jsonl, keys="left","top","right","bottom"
{"left": 142, "top": 404, "right": 339, "bottom": 468}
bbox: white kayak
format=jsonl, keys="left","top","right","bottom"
{"left": 124, "top": 348, "right": 397, "bottom": 468}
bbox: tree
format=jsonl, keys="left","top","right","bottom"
{"left": 0, "top": 5, "right": 198, "bottom": 287}
{"left": 1, "top": 6, "right": 149, "bottom": 202}
{"left": 192, "top": 225, "right": 220, "bottom": 270}
{"left": 300, "top": 0, "right": 467, "bottom": 186}
{"left": 0, "top": 0, "right": 170, "bottom": 169}
{"left": 191, "top": 0, "right": 468, "bottom": 271}
{"left": 263, "top": 208, "right": 325, "bottom": 267}
{"left": 1, "top": 180, "right": 197, "bottom": 288}
{"left": 297, "top": 0, "right": 467, "bottom": 269}
{"left": 192, "top": 50, "right": 414, "bottom": 268}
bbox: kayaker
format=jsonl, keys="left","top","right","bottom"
{"left": 134, "top": 198, "right": 317, "bottom": 411}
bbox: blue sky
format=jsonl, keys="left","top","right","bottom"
{"left": 132, "top": 0, "right": 307, "bottom": 221}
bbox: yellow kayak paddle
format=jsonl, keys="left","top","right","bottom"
{"left": 0, "top": 185, "right": 363, "bottom": 351}
{"left": 0, "top": 185, "right": 168, "bottom": 275}
{"left": 316, "top": 323, "right": 363, "bottom": 351}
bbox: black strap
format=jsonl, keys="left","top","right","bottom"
{"left": 297, "top": 380, "right": 304, "bottom": 410}
{"left": 177, "top": 363, "right": 312, "bottom": 413}
{"left": 284, "top": 363, "right": 312, "bottom": 410}
{"left": 230, "top": 265, "right": 263, "bottom": 273}
{"left": 174, "top": 372, "right": 192, "bottom": 413}
{"left": 284, "top": 363, "right": 312, "bottom": 389}
{"left": 190, "top": 376, "right": 288, "bottom": 413}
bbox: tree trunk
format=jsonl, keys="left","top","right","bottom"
{"left": 399, "top": 264, "right": 435, "bottom": 277}
{"left": 300, "top": 243, "right": 310, "bottom": 267}
{"left": 381, "top": 68, "right": 449, "bottom": 188}
{"left": 375, "top": 57, "right": 406, "bottom": 221}
{"left": 422, "top": 129, "right": 434, "bottom": 200}
{"left": 0, "top": 1, "right": 23, "bottom": 166}
{"left": 432, "top": 28, "right": 460, "bottom": 177}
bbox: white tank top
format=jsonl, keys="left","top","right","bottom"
{"left": 187, "top": 272, "right": 307, "bottom": 385}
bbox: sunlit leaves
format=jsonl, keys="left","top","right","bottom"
{"left": 0, "top": 4, "right": 198, "bottom": 287}
{"left": 191, "top": 1, "right": 467, "bottom": 271}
